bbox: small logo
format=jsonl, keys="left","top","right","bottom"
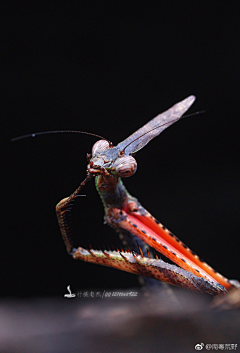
{"left": 64, "top": 285, "right": 76, "bottom": 298}
{"left": 195, "top": 343, "right": 204, "bottom": 350}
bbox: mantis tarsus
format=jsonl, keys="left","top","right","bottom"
{"left": 54, "top": 95, "right": 239, "bottom": 297}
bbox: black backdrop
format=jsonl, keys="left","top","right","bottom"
{"left": 3, "top": 2, "right": 240, "bottom": 297}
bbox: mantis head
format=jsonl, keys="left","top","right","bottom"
{"left": 87, "top": 139, "right": 137, "bottom": 178}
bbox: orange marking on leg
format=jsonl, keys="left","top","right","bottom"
{"left": 120, "top": 208, "right": 231, "bottom": 289}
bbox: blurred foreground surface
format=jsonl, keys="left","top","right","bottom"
{"left": 1, "top": 289, "right": 240, "bottom": 353}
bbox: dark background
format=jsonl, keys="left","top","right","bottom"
{"left": 3, "top": 2, "right": 239, "bottom": 297}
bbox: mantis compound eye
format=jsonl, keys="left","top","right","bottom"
{"left": 114, "top": 156, "right": 137, "bottom": 177}
{"left": 92, "top": 140, "right": 110, "bottom": 155}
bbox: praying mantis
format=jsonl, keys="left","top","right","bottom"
{"left": 12, "top": 95, "right": 239, "bottom": 297}
{"left": 54, "top": 95, "right": 239, "bottom": 296}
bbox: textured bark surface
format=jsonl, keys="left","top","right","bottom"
{"left": 1, "top": 289, "right": 240, "bottom": 353}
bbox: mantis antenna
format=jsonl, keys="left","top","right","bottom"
{"left": 11, "top": 130, "right": 112, "bottom": 145}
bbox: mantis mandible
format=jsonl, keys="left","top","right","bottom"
{"left": 54, "top": 95, "right": 239, "bottom": 296}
